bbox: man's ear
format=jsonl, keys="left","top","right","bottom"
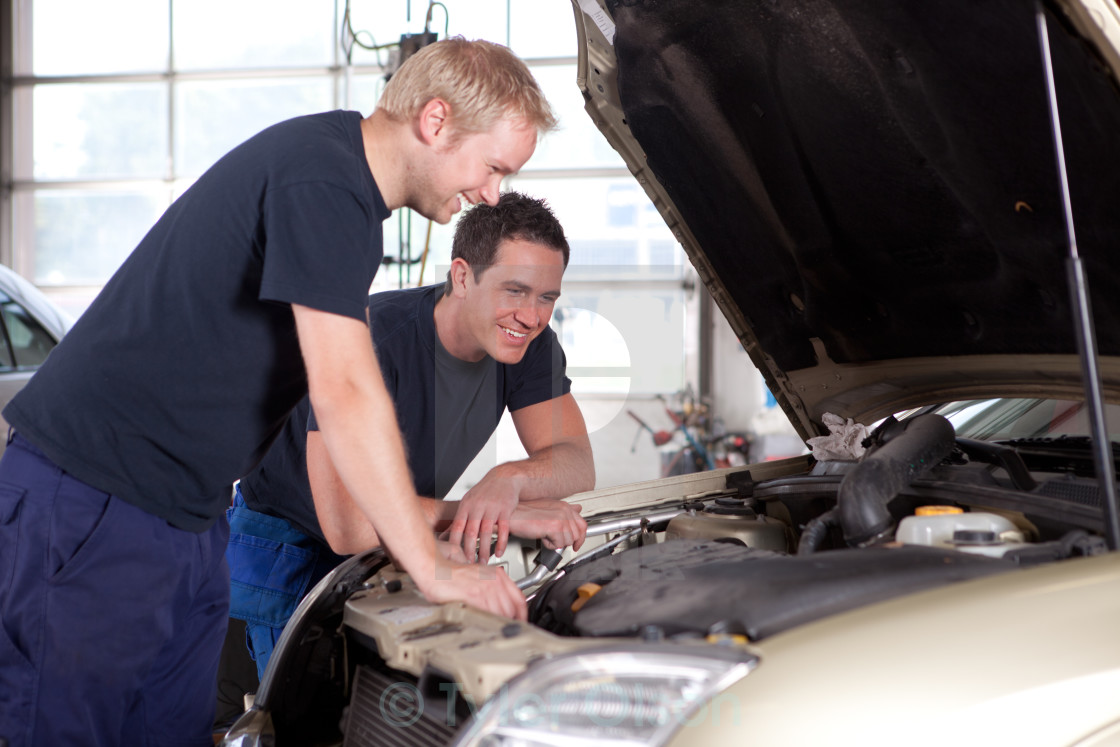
{"left": 449, "top": 257, "right": 472, "bottom": 298}
{"left": 418, "top": 98, "right": 452, "bottom": 146}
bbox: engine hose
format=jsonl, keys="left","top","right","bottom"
{"left": 838, "top": 413, "right": 957, "bottom": 547}
{"left": 797, "top": 507, "right": 839, "bottom": 555}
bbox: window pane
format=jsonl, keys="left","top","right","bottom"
{"left": 342, "top": 72, "right": 388, "bottom": 115}
{"left": 33, "top": 83, "right": 168, "bottom": 181}
{"left": 1, "top": 300, "right": 57, "bottom": 368}
{"left": 526, "top": 65, "right": 627, "bottom": 171}
{"left": 504, "top": 176, "right": 685, "bottom": 280}
{"left": 438, "top": 0, "right": 510, "bottom": 45}
{"left": 174, "top": 0, "right": 335, "bottom": 70}
{"left": 556, "top": 288, "right": 688, "bottom": 395}
{"left": 511, "top": 1, "right": 577, "bottom": 59}
{"left": 552, "top": 304, "right": 631, "bottom": 395}
{"left": 30, "top": 0, "right": 168, "bottom": 75}
{"left": 26, "top": 190, "right": 171, "bottom": 286}
{"left": 174, "top": 79, "right": 335, "bottom": 177}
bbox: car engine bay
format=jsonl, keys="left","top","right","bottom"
{"left": 238, "top": 411, "right": 1113, "bottom": 747}
{"left": 529, "top": 412, "right": 1109, "bottom": 639}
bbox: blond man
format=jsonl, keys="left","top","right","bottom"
{"left": 0, "top": 38, "right": 552, "bottom": 747}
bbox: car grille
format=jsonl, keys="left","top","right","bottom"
{"left": 342, "top": 665, "right": 459, "bottom": 747}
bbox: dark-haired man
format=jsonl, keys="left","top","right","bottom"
{"left": 227, "top": 191, "right": 593, "bottom": 679}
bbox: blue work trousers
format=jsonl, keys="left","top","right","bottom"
{"left": 0, "top": 433, "right": 230, "bottom": 747}
{"left": 226, "top": 487, "right": 343, "bottom": 680}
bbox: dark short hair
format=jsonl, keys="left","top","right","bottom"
{"left": 444, "top": 191, "right": 569, "bottom": 295}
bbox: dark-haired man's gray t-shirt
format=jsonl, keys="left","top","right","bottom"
{"left": 434, "top": 334, "right": 498, "bottom": 498}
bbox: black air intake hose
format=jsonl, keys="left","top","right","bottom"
{"left": 797, "top": 507, "right": 838, "bottom": 555}
{"left": 839, "top": 413, "right": 956, "bottom": 546}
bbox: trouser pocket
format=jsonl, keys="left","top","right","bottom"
{"left": 226, "top": 531, "right": 317, "bottom": 628}
{"left": 0, "top": 484, "right": 26, "bottom": 603}
{"left": 0, "top": 483, "right": 35, "bottom": 737}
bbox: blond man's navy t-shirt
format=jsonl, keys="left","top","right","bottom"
{"left": 4, "top": 110, "right": 389, "bottom": 532}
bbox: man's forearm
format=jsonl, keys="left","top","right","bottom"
{"left": 448, "top": 394, "right": 594, "bottom": 562}
{"left": 313, "top": 387, "right": 438, "bottom": 575}
{"left": 504, "top": 393, "right": 596, "bottom": 504}
{"left": 311, "top": 469, "right": 457, "bottom": 555}
{"left": 294, "top": 305, "right": 438, "bottom": 580}
{"left": 491, "top": 440, "right": 595, "bottom": 503}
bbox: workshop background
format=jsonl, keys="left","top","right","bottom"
{"left": 0, "top": 0, "right": 803, "bottom": 492}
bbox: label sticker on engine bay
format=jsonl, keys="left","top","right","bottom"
{"left": 378, "top": 605, "right": 437, "bottom": 626}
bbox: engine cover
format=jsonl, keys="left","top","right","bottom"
{"left": 531, "top": 539, "right": 1018, "bottom": 640}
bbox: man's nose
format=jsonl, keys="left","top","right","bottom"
{"left": 513, "top": 304, "right": 541, "bottom": 328}
{"left": 479, "top": 175, "right": 502, "bottom": 206}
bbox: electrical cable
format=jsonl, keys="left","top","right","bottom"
{"left": 424, "top": 2, "right": 451, "bottom": 37}
{"left": 341, "top": 0, "right": 399, "bottom": 66}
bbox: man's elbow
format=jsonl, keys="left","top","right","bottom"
{"left": 574, "top": 446, "right": 596, "bottom": 493}
{"left": 308, "top": 378, "right": 365, "bottom": 431}
{"left": 575, "top": 473, "right": 596, "bottom": 494}
{"left": 322, "top": 523, "right": 381, "bottom": 556}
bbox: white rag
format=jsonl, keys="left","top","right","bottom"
{"left": 806, "top": 412, "right": 870, "bottom": 461}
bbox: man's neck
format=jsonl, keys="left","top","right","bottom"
{"left": 359, "top": 111, "right": 409, "bottom": 212}
{"left": 432, "top": 292, "right": 488, "bottom": 363}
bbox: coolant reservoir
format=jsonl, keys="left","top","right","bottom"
{"left": 665, "top": 503, "right": 790, "bottom": 552}
{"left": 897, "top": 510, "right": 1029, "bottom": 557}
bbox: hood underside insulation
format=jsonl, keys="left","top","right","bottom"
{"left": 606, "top": 0, "right": 1120, "bottom": 371}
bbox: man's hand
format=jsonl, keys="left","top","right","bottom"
{"left": 446, "top": 473, "right": 521, "bottom": 564}
{"left": 508, "top": 499, "right": 587, "bottom": 552}
{"left": 444, "top": 394, "right": 595, "bottom": 563}
{"left": 414, "top": 557, "right": 528, "bottom": 621}
{"left": 435, "top": 538, "right": 470, "bottom": 564}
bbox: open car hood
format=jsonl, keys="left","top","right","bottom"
{"left": 572, "top": 0, "right": 1120, "bottom": 439}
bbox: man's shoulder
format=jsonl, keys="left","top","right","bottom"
{"left": 254, "top": 110, "right": 358, "bottom": 144}
{"left": 223, "top": 110, "right": 367, "bottom": 190}
{"left": 499, "top": 323, "right": 569, "bottom": 411}
{"left": 505, "top": 324, "right": 565, "bottom": 380}
{"left": 521, "top": 324, "right": 562, "bottom": 362}
{"left": 367, "top": 284, "right": 439, "bottom": 317}
{"left": 367, "top": 284, "right": 439, "bottom": 346}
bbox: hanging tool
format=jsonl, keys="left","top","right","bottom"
{"left": 627, "top": 409, "right": 673, "bottom": 451}
{"left": 657, "top": 394, "right": 716, "bottom": 469}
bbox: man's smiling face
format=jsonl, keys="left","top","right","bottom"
{"left": 419, "top": 117, "right": 538, "bottom": 225}
{"left": 452, "top": 237, "right": 565, "bottom": 365}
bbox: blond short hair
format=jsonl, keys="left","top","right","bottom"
{"left": 378, "top": 36, "right": 557, "bottom": 139}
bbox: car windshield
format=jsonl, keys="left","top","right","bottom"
{"left": 927, "top": 398, "right": 1120, "bottom": 443}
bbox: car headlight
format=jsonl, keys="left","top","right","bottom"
{"left": 452, "top": 645, "right": 756, "bottom": 747}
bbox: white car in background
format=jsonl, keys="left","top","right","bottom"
{"left": 0, "top": 264, "right": 74, "bottom": 451}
